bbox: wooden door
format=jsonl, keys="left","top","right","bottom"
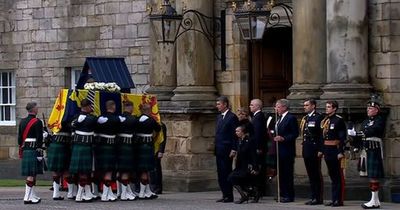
{"left": 250, "top": 27, "right": 292, "bottom": 106}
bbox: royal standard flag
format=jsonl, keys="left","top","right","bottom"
{"left": 48, "top": 89, "right": 69, "bottom": 133}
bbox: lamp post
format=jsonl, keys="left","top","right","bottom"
{"left": 148, "top": 0, "right": 226, "bottom": 70}
{"left": 233, "top": 0, "right": 293, "bottom": 41}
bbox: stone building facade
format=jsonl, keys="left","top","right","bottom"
{"left": 0, "top": 0, "right": 400, "bottom": 199}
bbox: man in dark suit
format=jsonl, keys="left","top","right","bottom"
{"left": 274, "top": 99, "right": 299, "bottom": 203}
{"left": 249, "top": 98, "right": 266, "bottom": 202}
{"left": 301, "top": 99, "right": 324, "bottom": 205}
{"left": 215, "top": 96, "right": 239, "bottom": 203}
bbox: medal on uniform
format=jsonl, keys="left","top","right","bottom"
{"left": 330, "top": 124, "right": 335, "bottom": 129}
{"left": 308, "top": 121, "right": 316, "bottom": 127}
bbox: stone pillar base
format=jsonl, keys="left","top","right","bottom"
{"left": 146, "top": 86, "right": 175, "bottom": 101}
{"left": 163, "top": 169, "right": 218, "bottom": 192}
{"left": 288, "top": 83, "right": 323, "bottom": 99}
{"left": 171, "top": 86, "right": 217, "bottom": 101}
{"left": 320, "top": 83, "right": 372, "bottom": 107}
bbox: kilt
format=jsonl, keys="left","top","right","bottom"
{"left": 47, "top": 142, "right": 71, "bottom": 172}
{"left": 117, "top": 143, "right": 135, "bottom": 172}
{"left": 366, "top": 149, "right": 384, "bottom": 178}
{"left": 137, "top": 143, "right": 155, "bottom": 171}
{"left": 95, "top": 144, "right": 116, "bottom": 172}
{"left": 69, "top": 144, "right": 92, "bottom": 174}
{"left": 21, "top": 149, "right": 43, "bottom": 176}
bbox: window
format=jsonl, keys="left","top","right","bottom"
{"left": 64, "top": 67, "right": 82, "bottom": 89}
{"left": 0, "top": 71, "right": 16, "bottom": 125}
{"left": 71, "top": 68, "right": 81, "bottom": 89}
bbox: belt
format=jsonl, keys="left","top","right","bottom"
{"left": 324, "top": 140, "right": 340, "bottom": 146}
{"left": 365, "top": 137, "right": 382, "bottom": 143}
{"left": 118, "top": 133, "right": 134, "bottom": 138}
{"left": 75, "top": 130, "right": 94, "bottom": 136}
{"left": 98, "top": 133, "right": 116, "bottom": 139}
{"left": 25, "top": 138, "right": 36, "bottom": 142}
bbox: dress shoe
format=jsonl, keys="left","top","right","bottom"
{"left": 222, "top": 197, "right": 234, "bottom": 203}
{"left": 216, "top": 198, "right": 225, "bottom": 202}
{"left": 361, "top": 203, "right": 380, "bottom": 209}
{"left": 305, "top": 199, "right": 323, "bottom": 205}
{"left": 331, "top": 201, "right": 343, "bottom": 207}
{"left": 280, "top": 197, "right": 294, "bottom": 203}
{"left": 325, "top": 201, "right": 334, "bottom": 206}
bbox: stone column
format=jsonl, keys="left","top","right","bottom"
{"left": 147, "top": 43, "right": 177, "bottom": 100}
{"left": 147, "top": 0, "right": 177, "bottom": 101}
{"left": 171, "top": 0, "right": 217, "bottom": 103}
{"left": 320, "top": 0, "right": 371, "bottom": 105}
{"left": 159, "top": 0, "right": 219, "bottom": 191}
{"left": 288, "top": 0, "right": 326, "bottom": 100}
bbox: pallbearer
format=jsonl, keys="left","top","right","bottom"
{"left": 136, "top": 103, "right": 161, "bottom": 199}
{"left": 69, "top": 99, "right": 97, "bottom": 202}
{"left": 95, "top": 100, "right": 120, "bottom": 202}
{"left": 116, "top": 101, "right": 138, "bottom": 201}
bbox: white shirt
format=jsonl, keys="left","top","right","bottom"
{"left": 253, "top": 110, "right": 261, "bottom": 116}
{"left": 221, "top": 109, "right": 229, "bottom": 119}
{"left": 308, "top": 110, "right": 315, "bottom": 117}
{"left": 278, "top": 111, "right": 289, "bottom": 124}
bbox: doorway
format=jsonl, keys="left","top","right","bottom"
{"left": 249, "top": 27, "right": 292, "bottom": 106}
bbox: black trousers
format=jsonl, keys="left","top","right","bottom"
{"left": 216, "top": 152, "right": 233, "bottom": 199}
{"left": 304, "top": 156, "right": 323, "bottom": 201}
{"left": 325, "top": 158, "right": 345, "bottom": 203}
{"left": 150, "top": 155, "right": 162, "bottom": 192}
{"left": 278, "top": 156, "right": 295, "bottom": 200}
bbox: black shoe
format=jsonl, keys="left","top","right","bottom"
{"left": 222, "top": 197, "right": 234, "bottom": 203}
{"left": 235, "top": 197, "right": 249, "bottom": 204}
{"left": 280, "top": 197, "right": 294, "bottom": 203}
{"left": 305, "top": 199, "right": 322, "bottom": 205}
{"left": 332, "top": 201, "right": 343, "bottom": 207}
{"left": 216, "top": 198, "right": 225, "bottom": 202}
{"left": 325, "top": 201, "right": 334, "bottom": 206}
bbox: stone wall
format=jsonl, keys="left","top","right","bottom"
{"left": 369, "top": 0, "right": 400, "bottom": 177}
{"left": 0, "top": 0, "right": 151, "bottom": 159}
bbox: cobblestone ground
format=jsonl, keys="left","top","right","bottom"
{"left": 0, "top": 187, "right": 399, "bottom": 210}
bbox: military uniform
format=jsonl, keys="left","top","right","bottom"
{"left": 360, "top": 115, "right": 385, "bottom": 179}
{"left": 69, "top": 111, "right": 97, "bottom": 175}
{"left": 117, "top": 112, "right": 138, "bottom": 173}
{"left": 47, "top": 121, "right": 72, "bottom": 173}
{"left": 321, "top": 114, "right": 346, "bottom": 206}
{"left": 18, "top": 114, "right": 44, "bottom": 177}
{"left": 136, "top": 114, "right": 161, "bottom": 171}
{"left": 301, "top": 111, "right": 324, "bottom": 204}
{"left": 95, "top": 112, "right": 120, "bottom": 173}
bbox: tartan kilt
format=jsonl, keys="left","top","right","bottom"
{"left": 69, "top": 144, "right": 92, "bottom": 174}
{"left": 21, "top": 150, "right": 43, "bottom": 176}
{"left": 117, "top": 144, "right": 135, "bottom": 172}
{"left": 137, "top": 143, "right": 155, "bottom": 171}
{"left": 95, "top": 144, "right": 116, "bottom": 172}
{"left": 47, "top": 142, "right": 71, "bottom": 172}
{"left": 366, "top": 149, "right": 384, "bottom": 178}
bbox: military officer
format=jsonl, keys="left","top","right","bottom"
{"left": 321, "top": 100, "right": 347, "bottom": 207}
{"left": 301, "top": 98, "right": 324, "bottom": 205}
{"left": 69, "top": 99, "right": 97, "bottom": 202}
{"left": 136, "top": 103, "right": 161, "bottom": 199}
{"left": 95, "top": 100, "right": 120, "bottom": 202}
{"left": 18, "top": 102, "right": 44, "bottom": 204}
{"left": 349, "top": 99, "right": 386, "bottom": 209}
{"left": 116, "top": 101, "right": 138, "bottom": 201}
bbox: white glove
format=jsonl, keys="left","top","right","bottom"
{"left": 119, "top": 116, "right": 126, "bottom": 123}
{"left": 97, "top": 116, "right": 108, "bottom": 124}
{"left": 347, "top": 128, "right": 356, "bottom": 136}
{"left": 43, "top": 131, "right": 48, "bottom": 138}
{"left": 78, "top": 114, "right": 87, "bottom": 123}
